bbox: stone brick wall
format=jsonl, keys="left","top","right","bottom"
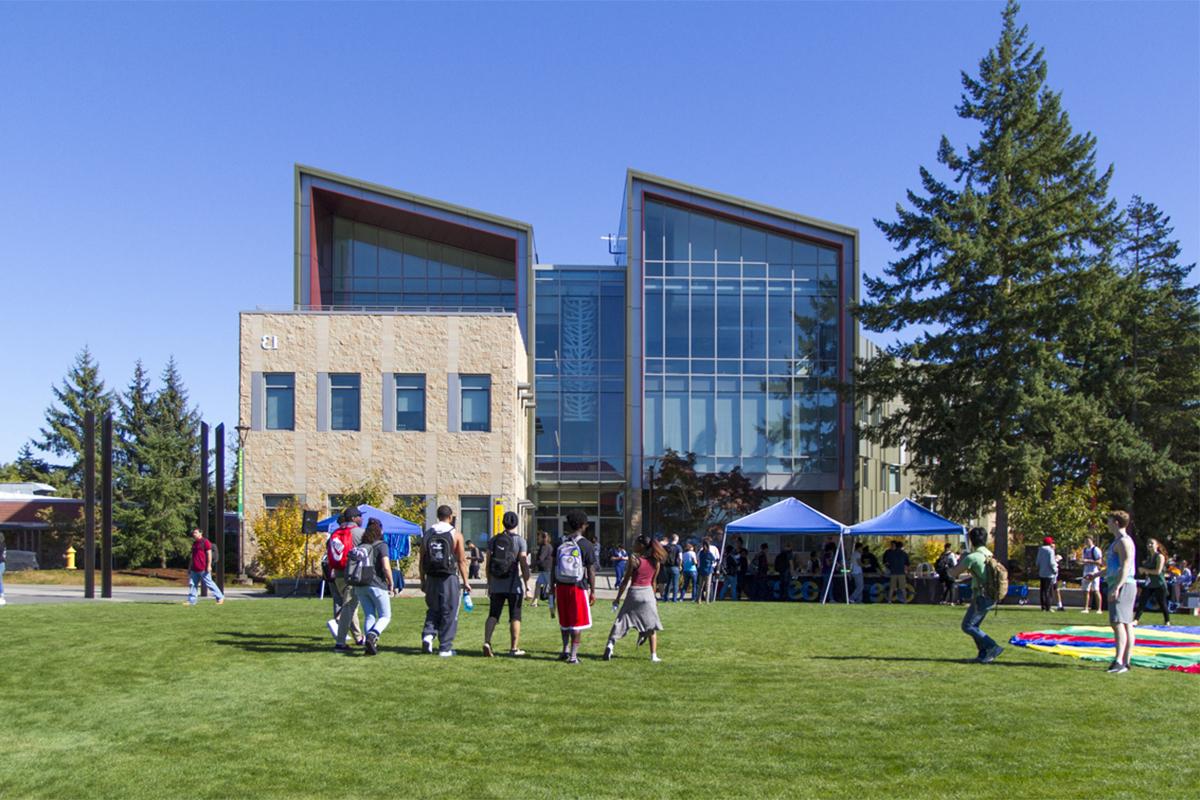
{"left": 239, "top": 312, "right": 529, "bottom": 563}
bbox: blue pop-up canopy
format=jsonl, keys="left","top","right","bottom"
{"left": 848, "top": 498, "right": 965, "bottom": 537}
{"left": 316, "top": 504, "right": 421, "bottom": 559}
{"left": 726, "top": 497, "right": 846, "bottom": 534}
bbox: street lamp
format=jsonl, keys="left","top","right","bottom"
{"left": 234, "top": 424, "right": 250, "bottom": 582}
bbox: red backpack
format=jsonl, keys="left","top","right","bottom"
{"left": 326, "top": 526, "right": 353, "bottom": 571}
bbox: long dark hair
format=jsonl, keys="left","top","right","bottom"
{"left": 631, "top": 534, "right": 667, "bottom": 571}
{"left": 363, "top": 518, "right": 383, "bottom": 544}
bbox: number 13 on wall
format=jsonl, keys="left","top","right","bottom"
{"left": 260, "top": 335, "right": 279, "bottom": 350}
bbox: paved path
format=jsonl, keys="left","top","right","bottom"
{"left": 0, "top": 584, "right": 269, "bottom": 605}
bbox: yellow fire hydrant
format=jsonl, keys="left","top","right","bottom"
{"left": 65, "top": 545, "right": 77, "bottom": 570}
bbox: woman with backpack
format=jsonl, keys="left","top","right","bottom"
{"left": 351, "top": 518, "right": 394, "bottom": 656}
{"left": 604, "top": 534, "right": 666, "bottom": 662}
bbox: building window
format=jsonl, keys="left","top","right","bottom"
{"left": 860, "top": 458, "right": 869, "bottom": 489}
{"left": 330, "top": 373, "right": 360, "bottom": 431}
{"left": 887, "top": 465, "right": 901, "bottom": 494}
{"left": 327, "top": 494, "right": 350, "bottom": 515}
{"left": 460, "top": 375, "right": 491, "bottom": 432}
{"left": 459, "top": 495, "right": 491, "bottom": 545}
{"left": 395, "top": 374, "right": 426, "bottom": 431}
{"left": 263, "top": 494, "right": 297, "bottom": 512}
{"left": 265, "top": 373, "right": 295, "bottom": 431}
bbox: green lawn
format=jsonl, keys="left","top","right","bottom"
{"left": 0, "top": 598, "right": 1192, "bottom": 799}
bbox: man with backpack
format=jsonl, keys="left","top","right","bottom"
{"left": 551, "top": 509, "right": 598, "bottom": 664}
{"left": 483, "top": 511, "right": 531, "bottom": 657}
{"left": 328, "top": 507, "right": 365, "bottom": 651}
{"left": 949, "top": 526, "right": 1005, "bottom": 663}
{"left": 420, "top": 504, "right": 471, "bottom": 657}
{"left": 661, "top": 534, "right": 683, "bottom": 603}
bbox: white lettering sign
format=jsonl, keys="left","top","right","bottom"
{"left": 260, "top": 335, "right": 279, "bottom": 351}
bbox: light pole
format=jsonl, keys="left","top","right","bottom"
{"left": 235, "top": 424, "right": 250, "bottom": 582}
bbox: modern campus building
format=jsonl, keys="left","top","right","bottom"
{"left": 239, "top": 166, "right": 912, "bottom": 555}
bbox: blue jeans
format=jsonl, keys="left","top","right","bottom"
{"left": 719, "top": 573, "right": 739, "bottom": 600}
{"left": 0, "top": 561, "right": 6, "bottom": 596}
{"left": 187, "top": 570, "right": 224, "bottom": 604}
{"left": 681, "top": 570, "right": 697, "bottom": 599}
{"left": 614, "top": 562, "right": 625, "bottom": 588}
{"left": 662, "top": 566, "right": 681, "bottom": 602}
{"left": 355, "top": 585, "right": 392, "bottom": 636}
{"left": 961, "top": 594, "right": 997, "bottom": 655}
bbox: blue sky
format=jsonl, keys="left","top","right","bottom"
{"left": 1, "top": 1, "right": 1196, "bottom": 464}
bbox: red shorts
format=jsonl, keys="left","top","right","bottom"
{"left": 554, "top": 584, "right": 592, "bottom": 631}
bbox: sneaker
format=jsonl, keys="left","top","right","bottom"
{"left": 355, "top": 636, "right": 366, "bottom": 647}
{"left": 333, "top": 644, "right": 352, "bottom": 653}
{"left": 509, "top": 649, "right": 526, "bottom": 657}
{"left": 651, "top": 654, "right": 662, "bottom": 663}
{"left": 1111, "top": 664, "right": 1129, "bottom": 674}
{"left": 1105, "top": 661, "right": 1122, "bottom": 673}
{"left": 422, "top": 635, "right": 434, "bottom": 654}
{"left": 0, "top": 596, "right": 6, "bottom": 606}
{"left": 1056, "top": 606, "right": 1065, "bottom": 611}
{"left": 326, "top": 619, "right": 339, "bottom": 640}
{"left": 558, "top": 651, "right": 570, "bottom": 661}
{"left": 365, "top": 632, "right": 378, "bottom": 656}
{"left": 483, "top": 642, "right": 494, "bottom": 658}
{"left": 566, "top": 656, "right": 580, "bottom": 664}
{"left": 979, "top": 644, "right": 1004, "bottom": 664}
{"left": 438, "top": 650, "right": 456, "bottom": 658}
{"left": 215, "top": 598, "right": 225, "bottom": 605}
{"left": 603, "top": 643, "right": 614, "bottom": 661}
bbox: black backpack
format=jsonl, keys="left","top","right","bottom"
{"left": 424, "top": 528, "right": 455, "bottom": 576}
{"left": 346, "top": 543, "right": 375, "bottom": 587}
{"left": 489, "top": 532, "right": 518, "bottom": 580}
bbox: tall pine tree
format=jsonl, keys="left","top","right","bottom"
{"left": 35, "top": 347, "right": 115, "bottom": 494}
{"left": 855, "top": 1, "right": 1121, "bottom": 562}
{"left": 113, "top": 361, "right": 158, "bottom": 566}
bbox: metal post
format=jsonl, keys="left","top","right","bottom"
{"left": 235, "top": 424, "right": 249, "bottom": 580}
{"left": 84, "top": 410, "right": 96, "bottom": 599}
{"left": 214, "top": 423, "right": 225, "bottom": 592}
{"left": 101, "top": 414, "right": 113, "bottom": 599}
{"left": 199, "top": 422, "right": 209, "bottom": 597}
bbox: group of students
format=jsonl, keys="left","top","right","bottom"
{"left": 320, "top": 505, "right": 666, "bottom": 662}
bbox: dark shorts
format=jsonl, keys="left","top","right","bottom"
{"left": 488, "top": 592, "right": 523, "bottom": 621}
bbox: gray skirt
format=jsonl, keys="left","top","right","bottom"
{"left": 609, "top": 585, "right": 663, "bottom": 640}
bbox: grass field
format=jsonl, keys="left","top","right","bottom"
{"left": 0, "top": 598, "right": 1193, "bottom": 799}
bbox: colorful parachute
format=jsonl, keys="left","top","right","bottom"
{"left": 1010, "top": 625, "right": 1200, "bottom": 674}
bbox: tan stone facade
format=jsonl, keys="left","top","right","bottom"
{"left": 239, "top": 311, "right": 530, "bottom": 560}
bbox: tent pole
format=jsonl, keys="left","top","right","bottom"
{"left": 822, "top": 532, "right": 846, "bottom": 605}
{"left": 717, "top": 527, "right": 728, "bottom": 602}
{"left": 842, "top": 534, "right": 851, "bottom": 605}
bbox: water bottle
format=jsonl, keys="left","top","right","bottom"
{"left": 462, "top": 590, "right": 474, "bottom": 612}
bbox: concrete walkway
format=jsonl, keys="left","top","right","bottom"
{"left": 0, "top": 584, "right": 270, "bottom": 605}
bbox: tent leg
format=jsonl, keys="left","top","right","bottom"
{"left": 842, "top": 535, "right": 851, "bottom": 605}
{"left": 822, "top": 532, "right": 846, "bottom": 605}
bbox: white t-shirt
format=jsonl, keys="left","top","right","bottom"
{"left": 1081, "top": 545, "right": 1102, "bottom": 576}
{"left": 850, "top": 550, "right": 863, "bottom": 575}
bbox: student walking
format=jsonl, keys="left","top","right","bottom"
{"left": 604, "top": 535, "right": 665, "bottom": 662}
{"left": 466, "top": 540, "right": 483, "bottom": 581}
{"left": 551, "top": 509, "right": 597, "bottom": 664}
{"left": 328, "top": 508, "right": 365, "bottom": 650}
{"left": 349, "top": 519, "right": 393, "bottom": 656}
{"left": 935, "top": 543, "right": 957, "bottom": 604}
{"left": 1105, "top": 511, "right": 1137, "bottom": 673}
{"left": 186, "top": 528, "right": 225, "bottom": 606}
{"left": 531, "top": 530, "right": 553, "bottom": 608}
{"left": 420, "top": 505, "right": 471, "bottom": 657}
{"left": 1037, "top": 537, "right": 1062, "bottom": 611}
{"left": 661, "top": 534, "right": 683, "bottom": 602}
{"left": 483, "top": 512, "right": 531, "bottom": 657}
{"left": 1080, "top": 536, "right": 1104, "bottom": 614}
{"left": 949, "top": 527, "right": 1004, "bottom": 663}
{"left": 1134, "top": 538, "right": 1171, "bottom": 626}
{"left": 681, "top": 543, "right": 698, "bottom": 600}
{"left": 884, "top": 541, "right": 910, "bottom": 604}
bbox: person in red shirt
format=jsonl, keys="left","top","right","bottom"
{"left": 187, "top": 528, "right": 224, "bottom": 606}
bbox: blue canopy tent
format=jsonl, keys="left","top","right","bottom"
{"left": 316, "top": 504, "right": 421, "bottom": 560}
{"left": 724, "top": 498, "right": 849, "bottom": 605}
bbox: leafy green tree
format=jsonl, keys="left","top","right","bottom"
{"left": 331, "top": 474, "right": 389, "bottom": 511}
{"left": 1008, "top": 480, "right": 1110, "bottom": 560}
{"left": 35, "top": 347, "right": 115, "bottom": 493}
{"left": 854, "top": 1, "right": 1121, "bottom": 563}
{"left": 0, "top": 443, "right": 60, "bottom": 488}
{"left": 648, "top": 450, "right": 767, "bottom": 540}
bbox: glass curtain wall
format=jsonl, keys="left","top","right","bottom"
{"left": 643, "top": 199, "right": 839, "bottom": 476}
{"left": 534, "top": 268, "right": 625, "bottom": 480}
{"left": 331, "top": 217, "right": 516, "bottom": 309}
{"left": 534, "top": 489, "right": 624, "bottom": 561}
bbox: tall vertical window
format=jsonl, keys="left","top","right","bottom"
{"left": 330, "top": 373, "right": 361, "bottom": 431}
{"left": 264, "top": 373, "right": 295, "bottom": 430}
{"left": 395, "top": 374, "right": 426, "bottom": 431}
{"left": 460, "top": 375, "right": 491, "bottom": 432}
{"left": 459, "top": 495, "right": 491, "bottom": 544}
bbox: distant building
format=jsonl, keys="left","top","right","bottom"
{"left": 0, "top": 484, "right": 83, "bottom": 568}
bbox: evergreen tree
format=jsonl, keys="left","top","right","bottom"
{"left": 35, "top": 347, "right": 115, "bottom": 493}
{"left": 113, "top": 361, "right": 158, "bottom": 566}
{"left": 855, "top": 1, "right": 1121, "bottom": 563}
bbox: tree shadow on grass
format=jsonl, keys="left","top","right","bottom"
{"left": 810, "top": 655, "right": 1075, "bottom": 670}
{"left": 213, "top": 636, "right": 330, "bottom": 654}
{"left": 217, "top": 631, "right": 313, "bottom": 640}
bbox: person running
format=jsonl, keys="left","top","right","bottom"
{"left": 531, "top": 530, "right": 553, "bottom": 608}
{"left": 1105, "top": 511, "right": 1137, "bottom": 673}
{"left": 1134, "top": 537, "right": 1171, "bottom": 626}
{"left": 419, "top": 505, "right": 471, "bottom": 657}
{"left": 681, "top": 543, "right": 698, "bottom": 600}
{"left": 935, "top": 543, "right": 957, "bottom": 605}
{"left": 186, "top": 528, "right": 225, "bottom": 606}
{"left": 1036, "top": 536, "right": 1062, "bottom": 612}
{"left": 350, "top": 518, "right": 393, "bottom": 656}
{"left": 1080, "top": 535, "right": 1104, "bottom": 614}
{"left": 661, "top": 534, "right": 683, "bottom": 603}
{"left": 604, "top": 534, "right": 665, "bottom": 662}
{"left": 949, "top": 527, "right": 1003, "bottom": 663}
{"left": 483, "top": 511, "right": 531, "bottom": 657}
{"left": 612, "top": 543, "right": 629, "bottom": 589}
{"left": 328, "top": 507, "right": 365, "bottom": 650}
{"left": 551, "top": 509, "right": 598, "bottom": 664}
{"left": 883, "top": 541, "right": 909, "bottom": 604}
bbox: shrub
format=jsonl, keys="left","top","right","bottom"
{"left": 251, "top": 502, "right": 318, "bottom": 578}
